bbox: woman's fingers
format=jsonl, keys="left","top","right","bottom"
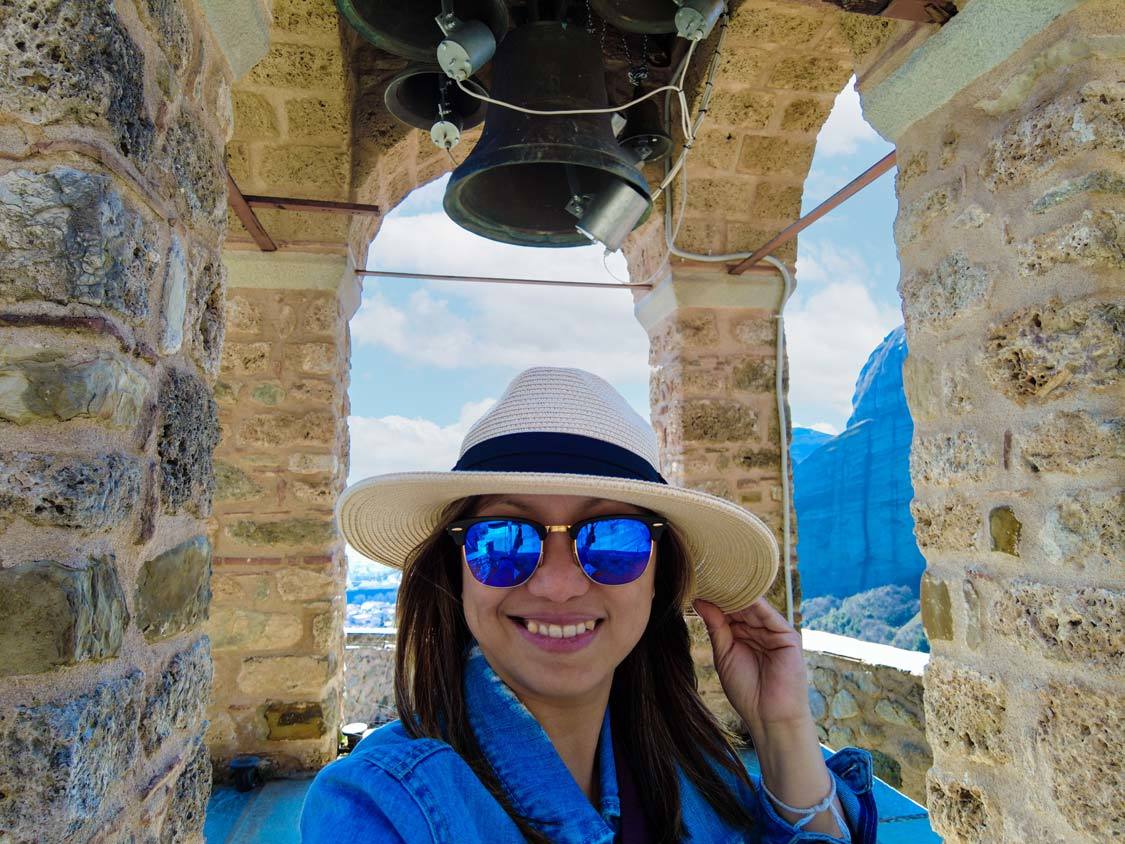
{"left": 729, "top": 597, "right": 796, "bottom": 633}
{"left": 693, "top": 599, "right": 734, "bottom": 657}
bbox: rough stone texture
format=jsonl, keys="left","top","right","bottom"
{"left": 209, "top": 608, "right": 303, "bottom": 651}
{"left": 135, "top": 536, "right": 212, "bottom": 643}
{"left": 900, "top": 253, "right": 991, "bottom": 330}
{"left": 924, "top": 658, "right": 1010, "bottom": 764}
{"left": 0, "top": 450, "right": 140, "bottom": 530}
{"left": 920, "top": 573, "right": 952, "bottom": 642}
{"left": 214, "top": 460, "right": 264, "bottom": 501}
{"left": 140, "top": 637, "right": 212, "bottom": 756}
{"left": 1017, "top": 410, "right": 1122, "bottom": 474}
{"left": 910, "top": 432, "right": 994, "bottom": 487}
{"left": 991, "top": 581, "right": 1123, "bottom": 667}
{"left": 0, "top": 556, "right": 128, "bottom": 676}
{"left": 0, "top": 671, "right": 143, "bottom": 842}
{"left": 238, "top": 655, "right": 331, "bottom": 697}
{"left": 158, "top": 367, "right": 219, "bottom": 515}
{"left": 158, "top": 738, "right": 211, "bottom": 843}
{"left": 0, "top": 348, "right": 148, "bottom": 427}
{"left": 988, "top": 506, "right": 1021, "bottom": 555}
{"left": 911, "top": 497, "right": 979, "bottom": 552}
{"left": 159, "top": 235, "right": 188, "bottom": 354}
{"left": 343, "top": 632, "right": 397, "bottom": 725}
{"left": 927, "top": 774, "right": 995, "bottom": 844}
{"left": 158, "top": 107, "right": 227, "bottom": 229}
{"left": 1045, "top": 489, "right": 1124, "bottom": 569}
{"left": 0, "top": 0, "right": 154, "bottom": 161}
{"left": 0, "top": 168, "right": 158, "bottom": 317}
{"left": 264, "top": 700, "right": 328, "bottom": 740}
{"left": 225, "top": 516, "right": 337, "bottom": 547}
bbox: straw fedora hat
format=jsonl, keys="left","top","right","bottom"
{"left": 337, "top": 367, "right": 778, "bottom": 613}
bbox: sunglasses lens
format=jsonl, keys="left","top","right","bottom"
{"left": 463, "top": 519, "right": 542, "bottom": 587}
{"left": 575, "top": 518, "right": 653, "bottom": 585}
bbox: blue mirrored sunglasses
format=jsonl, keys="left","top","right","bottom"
{"left": 446, "top": 515, "right": 667, "bottom": 588}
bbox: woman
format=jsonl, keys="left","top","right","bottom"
{"left": 302, "top": 368, "right": 876, "bottom": 843}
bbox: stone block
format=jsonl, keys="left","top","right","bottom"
{"left": 827, "top": 725, "right": 854, "bottom": 749}
{"left": 829, "top": 689, "right": 859, "bottom": 720}
{"left": 264, "top": 700, "right": 328, "bottom": 740}
{"left": 737, "top": 135, "right": 815, "bottom": 177}
{"left": 232, "top": 90, "right": 279, "bottom": 139}
{"left": 836, "top": 15, "right": 895, "bottom": 61}
{"left": 190, "top": 253, "right": 226, "bottom": 378}
{"left": 301, "top": 296, "right": 340, "bottom": 335}
{"left": 247, "top": 42, "right": 344, "bottom": 89}
{"left": 780, "top": 97, "right": 832, "bottom": 133}
{"left": 927, "top": 774, "right": 995, "bottom": 844}
{"left": 980, "top": 80, "right": 1125, "bottom": 190}
{"left": 0, "top": 556, "right": 128, "bottom": 676}
{"left": 0, "top": 348, "right": 147, "bottom": 427}
{"left": 209, "top": 608, "right": 303, "bottom": 651}
{"left": 214, "top": 380, "right": 238, "bottom": 404}
{"left": 992, "top": 580, "right": 1123, "bottom": 666}
{"left": 728, "top": 8, "right": 822, "bottom": 46}
{"left": 0, "top": 168, "right": 158, "bottom": 316}
{"left": 901, "top": 353, "right": 973, "bottom": 421}
{"left": 1019, "top": 208, "right": 1125, "bottom": 276}
{"left": 731, "top": 357, "right": 775, "bottom": 392}
{"left": 911, "top": 497, "right": 978, "bottom": 551}
{"left": 910, "top": 431, "right": 994, "bottom": 486}
{"left": 988, "top": 298, "right": 1122, "bottom": 401}
{"left": 285, "top": 342, "right": 336, "bottom": 375}
{"left": 0, "top": 1, "right": 153, "bottom": 162}
{"left": 289, "top": 452, "right": 338, "bottom": 475}
{"left": 135, "top": 536, "right": 212, "bottom": 643}
{"left": 258, "top": 144, "right": 349, "bottom": 192}
{"left": 238, "top": 655, "right": 331, "bottom": 697}
{"left": 157, "top": 107, "right": 226, "bottom": 228}
{"left": 237, "top": 410, "right": 336, "bottom": 448}
{"left": 874, "top": 698, "right": 922, "bottom": 732}
{"left": 225, "top": 295, "right": 263, "bottom": 333}
{"left": 1037, "top": 681, "right": 1123, "bottom": 838}
{"left": 1031, "top": 170, "right": 1125, "bottom": 214}
{"left": 706, "top": 89, "right": 774, "bottom": 129}
{"left": 292, "top": 479, "right": 336, "bottom": 505}
{"left": 226, "top": 517, "right": 337, "bottom": 547}
{"left": 140, "top": 637, "right": 212, "bottom": 756}
{"left": 0, "top": 671, "right": 142, "bottom": 842}
{"left": 276, "top": 566, "right": 338, "bottom": 601}
{"left": 285, "top": 96, "right": 348, "bottom": 138}
{"left": 1018, "top": 410, "right": 1122, "bottom": 473}
{"left": 158, "top": 368, "right": 219, "bottom": 515}
{"left": 899, "top": 253, "right": 991, "bottom": 330}
{"left": 289, "top": 379, "right": 338, "bottom": 403}
{"left": 221, "top": 341, "right": 272, "bottom": 374}
{"left": 689, "top": 128, "right": 740, "bottom": 173}
{"left": 272, "top": 0, "right": 339, "bottom": 35}
{"left": 159, "top": 738, "right": 211, "bottom": 842}
{"left": 920, "top": 572, "right": 952, "bottom": 641}
{"left": 159, "top": 234, "right": 188, "bottom": 355}
{"left": 867, "top": 748, "right": 902, "bottom": 789}
{"left": 753, "top": 183, "right": 803, "bottom": 220}
{"left": 250, "top": 382, "right": 285, "bottom": 405}
{"left": 680, "top": 400, "right": 758, "bottom": 442}
{"left": 213, "top": 460, "right": 264, "bottom": 501}
{"left": 769, "top": 55, "right": 851, "bottom": 93}
{"left": 924, "top": 658, "right": 1009, "bottom": 763}
{"left": 1045, "top": 489, "right": 1124, "bottom": 568}
{"left": 988, "top": 506, "right": 1021, "bottom": 555}
{"left": 894, "top": 179, "right": 961, "bottom": 248}
{"left": 0, "top": 450, "right": 140, "bottom": 530}
{"left": 807, "top": 687, "right": 826, "bottom": 720}
{"left": 962, "top": 577, "right": 984, "bottom": 650}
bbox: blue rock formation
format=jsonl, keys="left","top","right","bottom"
{"left": 791, "top": 326, "right": 925, "bottom": 600}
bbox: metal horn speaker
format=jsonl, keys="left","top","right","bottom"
{"left": 336, "top": 0, "right": 510, "bottom": 62}
{"left": 443, "top": 22, "right": 652, "bottom": 248}
{"left": 589, "top": 0, "right": 679, "bottom": 34}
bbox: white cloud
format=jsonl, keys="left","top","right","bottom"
{"left": 347, "top": 397, "right": 496, "bottom": 484}
{"left": 815, "top": 78, "right": 883, "bottom": 157}
{"left": 795, "top": 240, "right": 877, "bottom": 291}
{"left": 353, "top": 212, "right": 649, "bottom": 381}
{"left": 807, "top": 422, "right": 840, "bottom": 435}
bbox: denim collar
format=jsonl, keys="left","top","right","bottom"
{"left": 464, "top": 646, "right": 620, "bottom": 843}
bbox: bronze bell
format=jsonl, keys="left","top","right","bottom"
{"left": 590, "top": 0, "right": 679, "bottom": 34}
{"left": 443, "top": 22, "right": 652, "bottom": 248}
{"left": 384, "top": 64, "right": 488, "bottom": 132}
{"left": 619, "top": 97, "right": 674, "bottom": 163}
{"left": 336, "top": 0, "right": 510, "bottom": 62}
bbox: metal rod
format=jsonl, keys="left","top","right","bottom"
{"left": 241, "top": 195, "right": 382, "bottom": 216}
{"left": 356, "top": 269, "right": 654, "bottom": 291}
{"left": 226, "top": 173, "right": 277, "bottom": 252}
{"left": 728, "top": 151, "right": 897, "bottom": 275}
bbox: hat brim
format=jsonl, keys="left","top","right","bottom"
{"left": 337, "top": 471, "right": 779, "bottom": 614}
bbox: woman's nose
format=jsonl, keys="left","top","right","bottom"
{"left": 525, "top": 533, "right": 590, "bottom": 601}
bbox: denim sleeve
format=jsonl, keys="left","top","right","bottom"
{"left": 299, "top": 756, "right": 427, "bottom": 844}
{"left": 748, "top": 747, "right": 878, "bottom": 844}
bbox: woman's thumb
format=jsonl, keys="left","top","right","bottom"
{"left": 693, "top": 599, "right": 733, "bottom": 657}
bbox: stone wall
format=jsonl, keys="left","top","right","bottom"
{"left": 869, "top": 3, "right": 1124, "bottom": 840}
{"left": 342, "top": 631, "right": 397, "bottom": 726}
{"left": 803, "top": 630, "right": 930, "bottom": 804}
{"left": 0, "top": 0, "right": 243, "bottom": 840}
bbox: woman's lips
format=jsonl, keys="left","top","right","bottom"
{"left": 510, "top": 616, "right": 601, "bottom": 653}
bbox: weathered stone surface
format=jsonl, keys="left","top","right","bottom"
{"left": 158, "top": 368, "right": 219, "bottom": 515}
{"left": 0, "top": 556, "right": 128, "bottom": 676}
{"left": 963, "top": 578, "right": 984, "bottom": 650}
{"left": 158, "top": 107, "right": 226, "bottom": 228}
{"left": 989, "top": 506, "right": 1021, "bottom": 555}
{"left": 292, "top": 479, "right": 335, "bottom": 505}
{"left": 247, "top": 42, "right": 344, "bottom": 89}
{"left": 829, "top": 689, "right": 859, "bottom": 720}
{"left": 250, "top": 382, "right": 285, "bottom": 405}
{"left": 142, "top": 0, "right": 191, "bottom": 76}
{"left": 1031, "top": 170, "right": 1125, "bottom": 214}
{"left": 286, "top": 97, "right": 348, "bottom": 138}
{"left": 289, "top": 452, "right": 337, "bottom": 474}
{"left": 780, "top": 96, "right": 832, "bottom": 133}
{"left": 0, "top": 168, "right": 158, "bottom": 316}
{"left": 285, "top": 342, "right": 336, "bottom": 375}
{"left": 902, "top": 353, "right": 973, "bottom": 421}
{"left": 221, "top": 341, "right": 272, "bottom": 374}
{"left": 925, "top": 658, "right": 1010, "bottom": 763}
{"left": 807, "top": 687, "right": 827, "bottom": 720}
{"left": 1045, "top": 489, "right": 1124, "bottom": 568}
{"left": 681, "top": 400, "right": 758, "bottom": 441}
{"left": 900, "top": 253, "right": 991, "bottom": 329}
{"left": 209, "top": 608, "right": 303, "bottom": 651}
{"left": 225, "top": 295, "right": 263, "bottom": 333}
{"left": 874, "top": 698, "right": 922, "bottom": 731}
{"left": 0, "top": 450, "right": 140, "bottom": 529}
{"left": 264, "top": 701, "right": 328, "bottom": 740}
{"left": 140, "top": 637, "right": 212, "bottom": 755}
{"left": 895, "top": 179, "right": 961, "bottom": 248}
{"left": 259, "top": 144, "right": 348, "bottom": 191}
{"left": 911, "top": 497, "right": 978, "bottom": 551}
{"left": 927, "top": 774, "right": 994, "bottom": 843}
{"left": 1037, "top": 681, "right": 1123, "bottom": 838}
{"left": 1019, "top": 208, "right": 1125, "bottom": 276}
{"left": 226, "top": 517, "right": 337, "bottom": 547}
{"left": 867, "top": 748, "right": 902, "bottom": 789}
{"left": 275, "top": 566, "right": 338, "bottom": 601}
{"left": 0, "top": 1, "right": 153, "bottom": 161}
{"left": 985, "top": 300, "right": 1123, "bottom": 402}
{"left": 0, "top": 348, "right": 147, "bottom": 427}
{"left": 232, "top": 91, "right": 279, "bottom": 140}
{"left": 160, "top": 738, "right": 211, "bottom": 843}
{"left": 238, "top": 655, "right": 331, "bottom": 696}
{"left": 769, "top": 55, "right": 850, "bottom": 92}
{"left": 0, "top": 671, "right": 143, "bottom": 841}
{"left": 920, "top": 573, "right": 952, "bottom": 641}
{"left": 1018, "top": 410, "right": 1122, "bottom": 473}
{"left": 159, "top": 235, "right": 188, "bottom": 354}
{"left": 344, "top": 635, "right": 396, "bottom": 724}
{"left": 189, "top": 253, "right": 226, "bottom": 377}
{"left": 136, "top": 536, "right": 212, "bottom": 642}
{"left": 992, "top": 581, "right": 1123, "bottom": 666}
{"left": 237, "top": 410, "right": 336, "bottom": 448}
{"left": 213, "top": 461, "right": 263, "bottom": 501}
{"left": 911, "top": 432, "right": 994, "bottom": 486}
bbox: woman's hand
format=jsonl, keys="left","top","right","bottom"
{"left": 692, "top": 597, "right": 812, "bottom": 733}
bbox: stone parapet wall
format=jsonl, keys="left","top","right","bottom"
{"left": 0, "top": 0, "right": 239, "bottom": 840}
{"left": 207, "top": 277, "right": 350, "bottom": 777}
{"left": 803, "top": 630, "right": 930, "bottom": 804}
{"left": 342, "top": 631, "right": 397, "bottom": 726}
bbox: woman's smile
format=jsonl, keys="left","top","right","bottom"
{"left": 509, "top": 614, "right": 604, "bottom": 652}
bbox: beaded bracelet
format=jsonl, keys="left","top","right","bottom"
{"left": 760, "top": 775, "right": 849, "bottom": 839}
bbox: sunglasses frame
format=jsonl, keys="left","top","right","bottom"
{"left": 446, "top": 514, "right": 667, "bottom": 588}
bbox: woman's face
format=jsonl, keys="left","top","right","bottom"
{"left": 460, "top": 493, "right": 658, "bottom": 708}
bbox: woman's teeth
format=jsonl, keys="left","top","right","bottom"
{"left": 523, "top": 619, "right": 597, "bottom": 638}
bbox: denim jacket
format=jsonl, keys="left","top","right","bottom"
{"left": 301, "top": 648, "right": 878, "bottom": 843}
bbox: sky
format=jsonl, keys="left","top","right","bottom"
{"left": 345, "top": 79, "right": 902, "bottom": 577}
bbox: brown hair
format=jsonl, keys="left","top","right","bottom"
{"left": 393, "top": 496, "right": 757, "bottom": 842}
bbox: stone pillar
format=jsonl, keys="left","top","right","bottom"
{"left": 206, "top": 251, "right": 356, "bottom": 777}
{"left": 635, "top": 263, "right": 798, "bottom": 730}
{"left": 0, "top": 1, "right": 263, "bottom": 840}
{"left": 860, "top": 2, "right": 1123, "bottom": 839}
